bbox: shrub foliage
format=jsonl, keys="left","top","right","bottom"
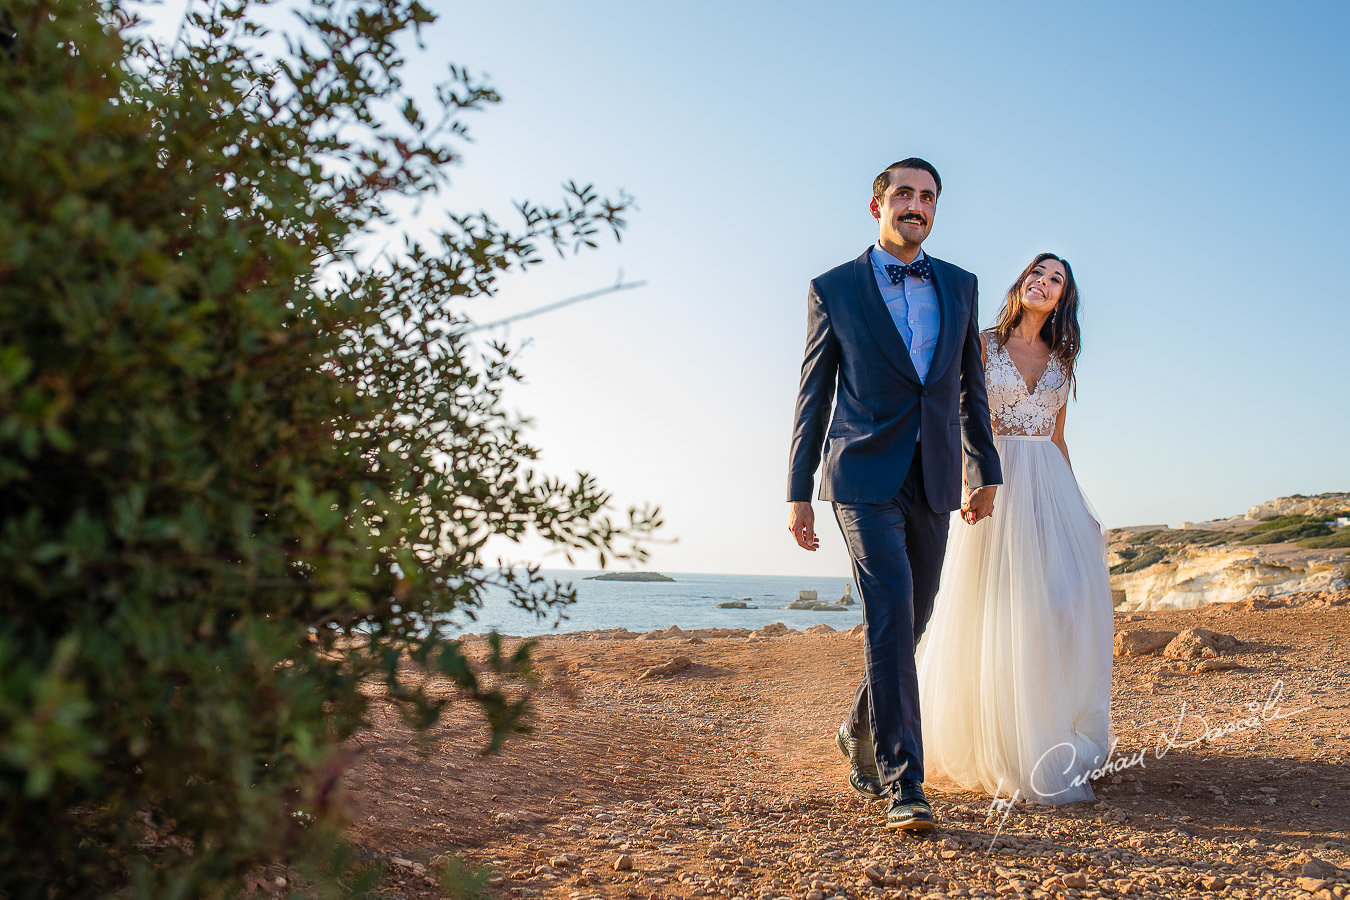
{"left": 1109, "top": 544, "right": 1167, "bottom": 575}
{"left": 1297, "top": 530, "right": 1350, "bottom": 550}
{"left": 0, "top": 0, "right": 656, "bottom": 894}
{"left": 1239, "top": 515, "right": 1333, "bottom": 545}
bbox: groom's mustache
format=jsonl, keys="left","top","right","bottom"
{"left": 897, "top": 214, "right": 926, "bottom": 226}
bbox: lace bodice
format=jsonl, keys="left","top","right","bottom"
{"left": 983, "top": 331, "right": 1069, "bottom": 436}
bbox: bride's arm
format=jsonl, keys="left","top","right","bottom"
{"left": 965, "top": 331, "right": 989, "bottom": 492}
{"left": 961, "top": 332, "right": 994, "bottom": 522}
{"left": 1052, "top": 403, "right": 1071, "bottom": 469}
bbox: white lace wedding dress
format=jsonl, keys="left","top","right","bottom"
{"left": 915, "top": 331, "right": 1112, "bottom": 804}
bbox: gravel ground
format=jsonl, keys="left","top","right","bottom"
{"left": 337, "top": 591, "right": 1350, "bottom": 900}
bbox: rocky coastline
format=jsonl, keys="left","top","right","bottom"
{"left": 1108, "top": 493, "right": 1349, "bottom": 611}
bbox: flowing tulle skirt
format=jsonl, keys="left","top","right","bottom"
{"left": 916, "top": 435, "right": 1113, "bottom": 804}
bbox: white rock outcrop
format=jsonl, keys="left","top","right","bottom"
{"left": 1244, "top": 492, "right": 1350, "bottom": 521}
{"left": 1111, "top": 545, "right": 1347, "bottom": 611}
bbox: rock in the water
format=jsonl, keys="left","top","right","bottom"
{"left": 1113, "top": 629, "right": 1178, "bottom": 657}
{"left": 716, "top": 600, "right": 753, "bottom": 609}
{"left": 787, "top": 589, "right": 835, "bottom": 610}
{"left": 637, "top": 656, "right": 692, "bottom": 680}
{"left": 585, "top": 571, "right": 675, "bottom": 582}
{"left": 840, "top": 583, "right": 855, "bottom": 605}
{"left": 1164, "top": 627, "right": 1240, "bottom": 660}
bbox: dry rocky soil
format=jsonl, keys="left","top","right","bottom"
{"left": 339, "top": 591, "right": 1350, "bottom": 900}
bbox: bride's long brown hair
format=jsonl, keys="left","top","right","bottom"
{"left": 992, "top": 252, "right": 1082, "bottom": 395}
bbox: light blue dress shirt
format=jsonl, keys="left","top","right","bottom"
{"left": 870, "top": 243, "right": 940, "bottom": 383}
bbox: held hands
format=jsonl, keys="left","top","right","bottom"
{"left": 961, "top": 485, "right": 997, "bottom": 526}
{"left": 788, "top": 501, "right": 819, "bottom": 551}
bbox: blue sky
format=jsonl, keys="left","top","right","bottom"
{"left": 418, "top": 1, "right": 1349, "bottom": 577}
{"left": 153, "top": 1, "right": 1350, "bottom": 577}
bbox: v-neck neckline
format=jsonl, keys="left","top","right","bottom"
{"left": 999, "top": 340, "right": 1053, "bottom": 397}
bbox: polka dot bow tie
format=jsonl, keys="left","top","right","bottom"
{"left": 884, "top": 258, "right": 932, "bottom": 285}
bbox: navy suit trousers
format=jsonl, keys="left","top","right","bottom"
{"left": 833, "top": 449, "right": 949, "bottom": 787}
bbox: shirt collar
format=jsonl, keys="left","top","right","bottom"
{"left": 872, "top": 243, "right": 928, "bottom": 271}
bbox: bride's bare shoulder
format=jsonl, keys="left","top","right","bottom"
{"left": 978, "top": 328, "right": 997, "bottom": 365}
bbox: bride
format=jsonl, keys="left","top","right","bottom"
{"left": 915, "top": 253, "right": 1112, "bottom": 804}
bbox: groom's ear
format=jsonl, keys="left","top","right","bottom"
{"left": 869, "top": 197, "right": 881, "bottom": 220}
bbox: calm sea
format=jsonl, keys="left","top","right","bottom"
{"left": 444, "top": 570, "right": 861, "bottom": 637}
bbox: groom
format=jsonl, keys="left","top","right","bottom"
{"left": 787, "top": 158, "right": 1002, "bottom": 831}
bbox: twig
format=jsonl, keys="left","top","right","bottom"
{"left": 465, "top": 274, "right": 646, "bottom": 333}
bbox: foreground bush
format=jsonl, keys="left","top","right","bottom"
{"left": 0, "top": 0, "right": 656, "bottom": 894}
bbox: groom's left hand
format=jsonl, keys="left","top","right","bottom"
{"left": 962, "top": 486, "right": 997, "bottom": 525}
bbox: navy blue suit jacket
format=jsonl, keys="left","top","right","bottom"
{"left": 788, "top": 247, "right": 1002, "bottom": 511}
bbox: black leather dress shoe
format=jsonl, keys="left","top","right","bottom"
{"left": 885, "top": 779, "right": 935, "bottom": 832}
{"left": 835, "top": 723, "right": 883, "bottom": 800}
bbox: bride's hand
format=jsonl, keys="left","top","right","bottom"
{"left": 962, "top": 486, "right": 996, "bottom": 525}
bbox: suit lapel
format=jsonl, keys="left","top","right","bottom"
{"left": 851, "top": 248, "right": 922, "bottom": 387}
{"left": 926, "top": 255, "right": 962, "bottom": 382}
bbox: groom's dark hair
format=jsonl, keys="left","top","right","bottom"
{"left": 873, "top": 158, "right": 942, "bottom": 201}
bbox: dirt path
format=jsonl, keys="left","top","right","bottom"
{"left": 342, "top": 596, "right": 1350, "bottom": 900}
